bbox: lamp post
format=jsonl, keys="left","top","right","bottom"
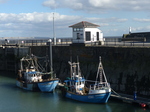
{"left": 53, "top": 13, "right": 56, "bottom": 45}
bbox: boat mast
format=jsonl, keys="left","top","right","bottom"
{"left": 50, "top": 42, "right": 53, "bottom": 73}
{"left": 49, "top": 13, "right": 55, "bottom": 73}
{"left": 95, "top": 56, "right": 102, "bottom": 84}
{"left": 20, "top": 58, "right": 23, "bottom": 71}
{"left": 99, "top": 57, "right": 109, "bottom": 86}
{"left": 102, "top": 65, "right": 108, "bottom": 84}
{"left": 99, "top": 57, "right": 102, "bottom": 83}
{"left": 70, "top": 57, "right": 73, "bottom": 79}
{"left": 73, "top": 63, "right": 76, "bottom": 78}
{"left": 68, "top": 57, "right": 73, "bottom": 79}
{"left": 99, "top": 57, "right": 108, "bottom": 83}
{"left": 77, "top": 56, "right": 80, "bottom": 87}
{"left": 53, "top": 12, "right": 56, "bottom": 45}
{"left": 77, "top": 56, "right": 79, "bottom": 76}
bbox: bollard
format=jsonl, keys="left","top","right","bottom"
{"left": 134, "top": 91, "right": 137, "bottom": 100}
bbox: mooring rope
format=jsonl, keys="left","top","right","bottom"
{"left": 111, "top": 88, "right": 121, "bottom": 97}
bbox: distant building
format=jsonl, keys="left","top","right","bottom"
{"left": 122, "top": 32, "right": 150, "bottom": 42}
{"left": 69, "top": 21, "right": 103, "bottom": 44}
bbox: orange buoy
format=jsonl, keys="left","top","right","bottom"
{"left": 140, "top": 103, "right": 146, "bottom": 108}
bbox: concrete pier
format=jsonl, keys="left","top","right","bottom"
{"left": 111, "top": 93, "right": 150, "bottom": 108}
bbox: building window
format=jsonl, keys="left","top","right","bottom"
{"left": 97, "top": 32, "right": 99, "bottom": 40}
{"left": 73, "top": 28, "right": 77, "bottom": 31}
{"left": 80, "top": 28, "right": 83, "bottom": 31}
{"left": 73, "top": 28, "right": 83, "bottom": 32}
{"left": 77, "top": 28, "right": 80, "bottom": 31}
{"left": 85, "top": 32, "right": 91, "bottom": 41}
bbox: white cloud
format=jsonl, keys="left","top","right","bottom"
{"left": 43, "top": 0, "right": 84, "bottom": 10}
{"left": 42, "top": 0, "right": 57, "bottom": 9}
{"left": 0, "top": 12, "right": 148, "bottom": 37}
{"left": 0, "top": 12, "right": 78, "bottom": 24}
{"left": 43, "top": 0, "right": 150, "bottom": 13}
{"left": 88, "top": 0, "right": 111, "bottom": 7}
{"left": 133, "top": 18, "right": 150, "bottom": 22}
{"left": 0, "top": 12, "right": 83, "bottom": 37}
{"left": 117, "top": 19, "right": 128, "bottom": 22}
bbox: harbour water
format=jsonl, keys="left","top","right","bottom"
{"left": 0, "top": 75, "right": 149, "bottom": 112}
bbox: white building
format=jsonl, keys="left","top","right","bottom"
{"left": 69, "top": 21, "right": 103, "bottom": 44}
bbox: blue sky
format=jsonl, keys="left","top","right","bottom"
{"left": 0, "top": 0, "right": 150, "bottom": 38}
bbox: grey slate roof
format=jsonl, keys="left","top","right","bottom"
{"left": 69, "top": 21, "right": 100, "bottom": 28}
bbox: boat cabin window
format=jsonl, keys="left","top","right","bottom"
{"left": 79, "top": 82, "right": 82, "bottom": 85}
{"left": 70, "top": 82, "right": 75, "bottom": 86}
{"left": 77, "top": 81, "right": 84, "bottom": 85}
{"left": 28, "top": 74, "right": 36, "bottom": 77}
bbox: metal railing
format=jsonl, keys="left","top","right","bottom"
{"left": 0, "top": 38, "right": 73, "bottom": 47}
{"left": 1, "top": 38, "right": 150, "bottom": 47}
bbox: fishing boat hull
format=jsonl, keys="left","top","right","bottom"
{"left": 65, "top": 91, "right": 111, "bottom": 103}
{"left": 16, "top": 80, "right": 40, "bottom": 91}
{"left": 37, "top": 80, "right": 59, "bottom": 92}
{"left": 16, "top": 79, "right": 59, "bottom": 92}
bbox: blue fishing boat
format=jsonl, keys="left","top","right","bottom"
{"left": 61, "top": 57, "right": 111, "bottom": 103}
{"left": 16, "top": 54, "right": 59, "bottom": 92}
{"left": 37, "top": 78, "right": 59, "bottom": 92}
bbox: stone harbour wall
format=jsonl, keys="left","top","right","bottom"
{"left": 1, "top": 45, "right": 150, "bottom": 97}
{"left": 30, "top": 45, "right": 150, "bottom": 97}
